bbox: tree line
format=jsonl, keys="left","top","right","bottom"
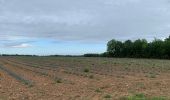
{"left": 84, "top": 36, "right": 170, "bottom": 59}
{"left": 106, "top": 36, "right": 170, "bottom": 59}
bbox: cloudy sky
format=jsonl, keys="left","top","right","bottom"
{"left": 0, "top": 0, "right": 170, "bottom": 55}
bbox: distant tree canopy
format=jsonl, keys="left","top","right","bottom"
{"left": 0, "top": 54, "right": 38, "bottom": 57}
{"left": 107, "top": 36, "right": 170, "bottom": 59}
{"left": 84, "top": 53, "right": 101, "bottom": 57}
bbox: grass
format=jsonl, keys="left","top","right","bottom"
{"left": 104, "top": 94, "right": 112, "bottom": 98}
{"left": 135, "top": 82, "right": 145, "bottom": 89}
{"left": 89, "top": 75, "right": 94, "bottom": 79}
{"left": 40, "top": 72, "right": 48, "bottom": 76}
{"left": 56, "top": 79, "right": 62, "bottom": 83}
{"left": 84, "top": 68, "right": 89, "bottom": 73}
{"left": 120, "top": 93, "right": 168, "bottom": 100}
{"left": 145, "top": 72, "right": 158, "bottom": 78}
{"left": 95, "top": 88, "right": 102, "bottom": 93}
{"left": 54, "top": 77, "right": 62, "bottom": 83}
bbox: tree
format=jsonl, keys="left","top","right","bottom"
{"left": 122, "top": 40, "right": 133, "bottom": 57}
{"left": 106, "top": 36, "right": 170, "bottom": 59}
{"left": 149, "top": 39, "right": 165, "bottom": 58}
{"left": 107, "top": 39, "right": 123, "bottom": 57}
{"left": 132, "top": 39, "right": 147, "bottom": 57}
{"left": 164, "top": 37, "right": 170, "bottom": 58}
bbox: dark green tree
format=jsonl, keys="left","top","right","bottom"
{"left": 107, "top": 39, "right": 123, "bottom": 57}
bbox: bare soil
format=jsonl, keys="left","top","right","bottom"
{"left": 0, "top": 57, "right": 170, "bottom": 100}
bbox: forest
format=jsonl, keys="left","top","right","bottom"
{"left": 106, "top": 36, "right": 170, "bottom": 59}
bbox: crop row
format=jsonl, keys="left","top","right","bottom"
{"left": 1, "top": 59, "right": 76, "bottom": 84}
{"left": 8, "top": 57, "right": 115, "bottom": 76}
{"left": 0, "top": 64, "right": 33, "bottom": 86}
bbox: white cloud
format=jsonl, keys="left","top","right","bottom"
{"left": 10, "top": 43, "right": 32, "bottom": 48}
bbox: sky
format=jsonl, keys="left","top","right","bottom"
{"left": 0, "top": 0, "right": 170, "bottom": 55}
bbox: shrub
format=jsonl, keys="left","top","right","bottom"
{"left": 89, "top": 75, "right": 94, "bottom": 79}
{"left": 54, "top": 77, "right": 62, "bottom": 83}
{"left": 84, "top": 68, "right": 89, "bottom": 73}
{"left": 95, "top": 88, "right": 102, "bottom": 93}
{"left": 104, "top": 94, "right": 112, "bottom": 98}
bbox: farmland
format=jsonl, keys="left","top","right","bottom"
{"left": 0, "top": 56, "right": 170, "bottom": 100}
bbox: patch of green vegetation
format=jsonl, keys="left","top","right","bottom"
{"left": 104, "top": 94, "right": 112, "bottom": 99}
{"left": 40, "top": 72, "right": 48, "bottom": 76}
{"left": 102, "top": 61, "right": 107, "bottom": 64}
{"left": 114, "top": 62, "right": 117, "bottom": 65}
{"left": 54, "top": 78, "right": 62, "bottom": 83}
{"left": 145, "top": 72, "right": 157, "bottom": 78}
{"left": 130, "top": 93, "right": 146, "bottom": 99}
{"left": 56, "top": 79, "right": 62, "bottom": 83}
{"left": 136, "top": 82, "right": 145, "bottom": 89}
{"left": 27, "top": 83, "right": 34, "bottom": 88}
{"left": 95, "top": 88, "right": 102, "bottom": 93}
{"left": 120, "top": 93, "right": 167, "bottom": 100}
{"left": 124, "top": 66, "right": 130, "bottom": 71}
{"left": 150, "top": 97, "right": 167, "bottom": 100}
{"left": 150, "top": 74, "right": 156, "bottom": 78}
{"left": 89, "top": 75, "right": 94, "bottom": 79}
{"left": 84, "top": 68, "right": 89, "bottom": 73}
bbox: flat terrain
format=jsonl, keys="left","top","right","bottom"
{"left": 0, "top": 56, "right": 170, "bottom": 100}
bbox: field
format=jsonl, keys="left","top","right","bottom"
{"left": 0, "top": 56, "right": 170, "bottom": 100}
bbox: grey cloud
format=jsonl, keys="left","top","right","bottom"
{"left": 2, "top": 41, "right": 34, "bottom": 48}
{"left": 5, "top": 43, "right": 32, "bottom": 48}
{"left": 0, "top": 0, "right": 170, "bottom": 43}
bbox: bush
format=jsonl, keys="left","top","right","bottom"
{"left": 95, "top": 88, "right": 102, "bottom": 93}
{"left": 54, "top": 77, "right": 62, "bottom": 83}
{"left": 84, "top": 68, "right": 89, "bottom": 73}
{"left": 104, "top": 94, "right": 112, "bottom": 98}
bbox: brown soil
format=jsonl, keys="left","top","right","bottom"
{"left": 0, "top": 57, "right": 170, "bottom": 100}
